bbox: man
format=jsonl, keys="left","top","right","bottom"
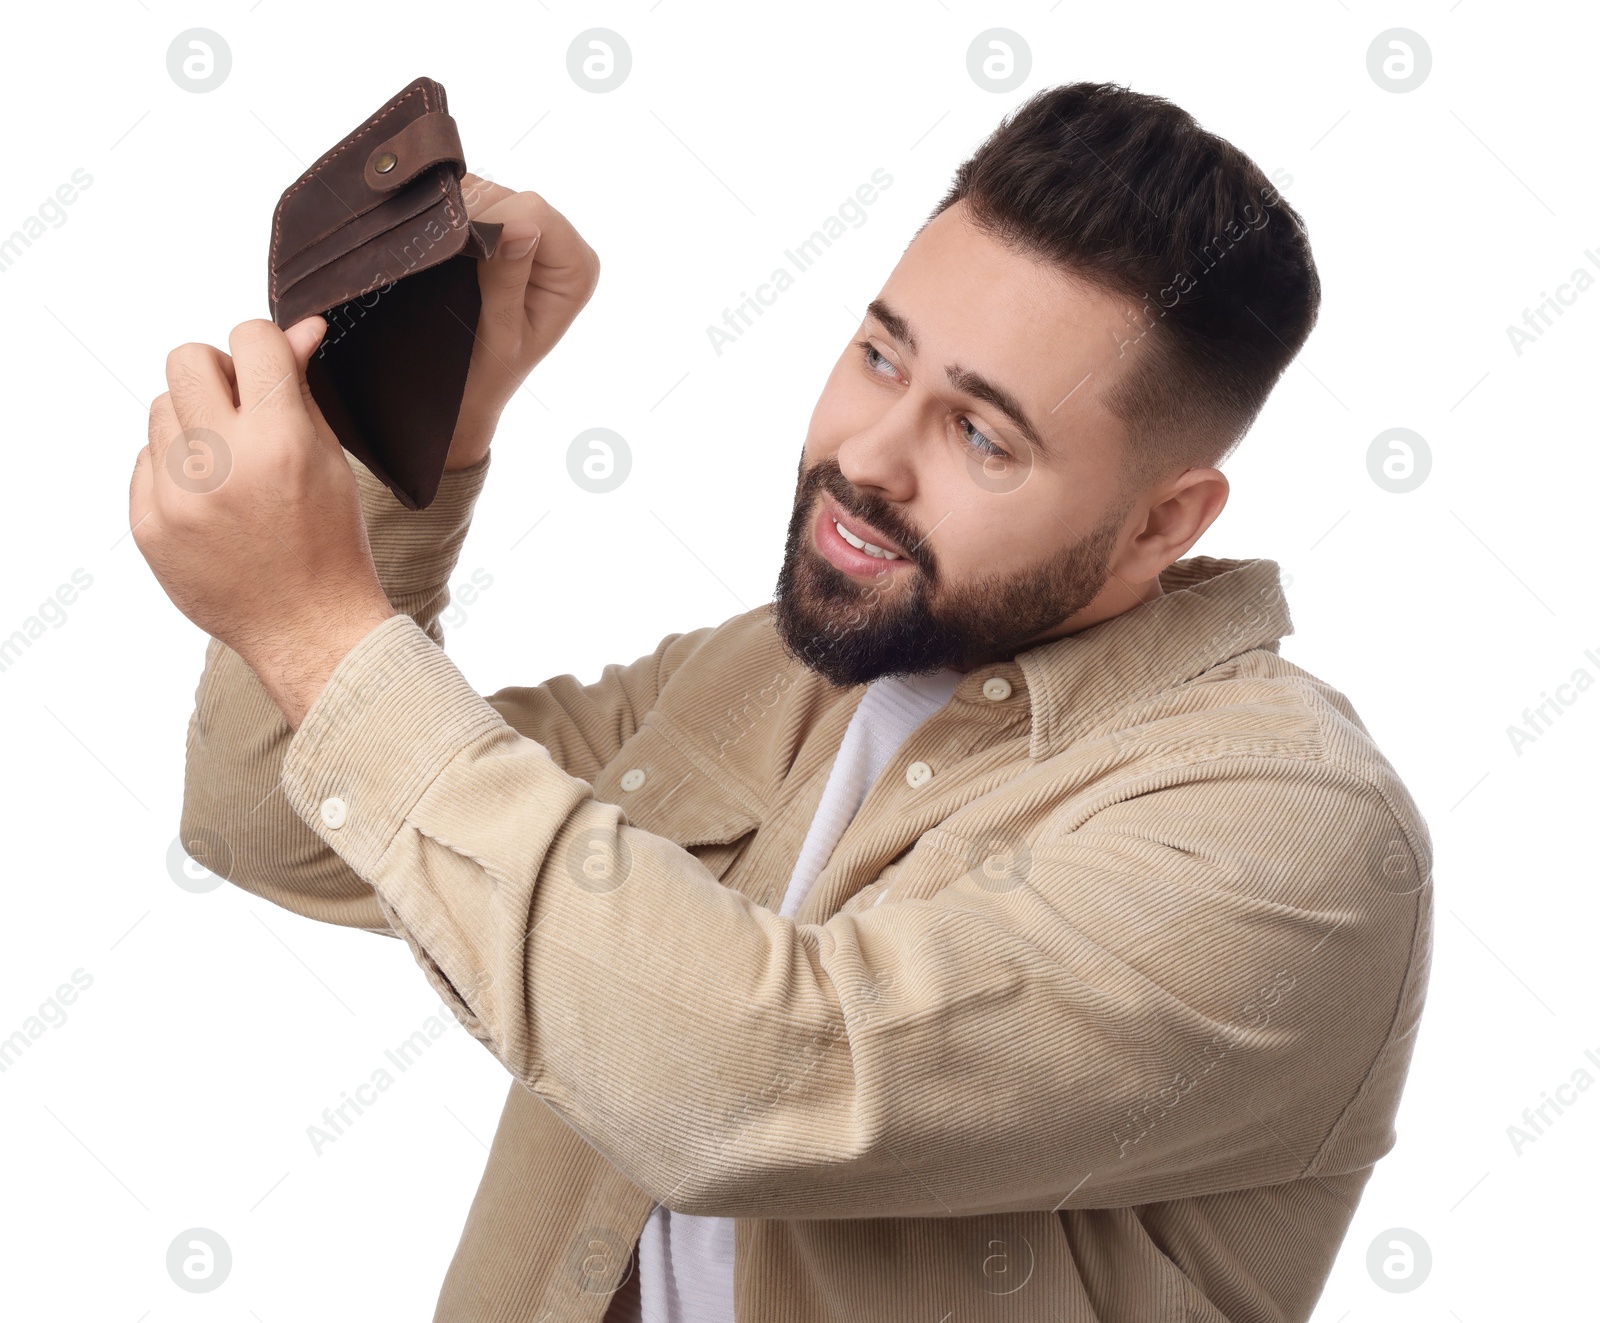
{"left": 135, "top": 82, "right": 1432, "bottom": 1322}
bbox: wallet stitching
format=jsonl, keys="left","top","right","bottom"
{"left": 270, "top": 81, "right": 461, "bottom": 309}
{"left": 273, "top": 181, "right": 445, "bottom": 293}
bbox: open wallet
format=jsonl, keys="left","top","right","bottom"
{"left": 267, "top": 76, "right": 502, "bottom": 510}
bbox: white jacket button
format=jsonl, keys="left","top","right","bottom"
{"left": 320, "top": 796, "right": 348, "bottom": 830}
{"left": 982, "top": 676, "right": 1012, "bottom": 701}
{"left": 620, "top": 768, "right": 647, "bottom": 792}
{"left": 905, "top": 760, "right": 933, "bottom": 789}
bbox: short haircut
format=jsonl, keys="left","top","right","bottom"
{"left": 931, "top": 81, "right": 1320, "bottom": 488}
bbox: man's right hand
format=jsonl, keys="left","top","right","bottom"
{"left": 444, "top": 174, "right": 601, "bottom": 470}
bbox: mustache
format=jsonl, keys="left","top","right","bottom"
{"left": 804, "top": 458, "right": 937, "bottom": 579}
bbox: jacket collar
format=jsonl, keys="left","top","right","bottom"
{"left": 776, "top": 556, "right": 1292, "bottom": 766}
{"left": 975, "top": 555, "right": 1294, "bottom": 759}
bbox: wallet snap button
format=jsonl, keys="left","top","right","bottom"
{"left": 373, "top": 150, "right": 398, "bottom": 174}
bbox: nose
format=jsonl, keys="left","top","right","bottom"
{"left": 835, "top": 390, "right": 919, "bottom": 506}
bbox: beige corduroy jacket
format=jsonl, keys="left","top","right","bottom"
{"left": 180, "top": 451, "right": 1433, "bottom": 1323}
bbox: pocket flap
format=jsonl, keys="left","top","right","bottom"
{"left": 595, "top": 719, "right": 760, "bottom": 849}
{"left": 273, "top": 178, "right": 445, "bottom": 293}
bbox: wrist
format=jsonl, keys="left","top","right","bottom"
{"left": 443, "top": 442, "right": 491, "bottom": 472}
{"left": 445, "top": 415, "right": 498, "bottom": 471}
{"left": 241, "top": 597, "right": 398, "bottom": 731}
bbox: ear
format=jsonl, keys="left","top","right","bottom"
{"left": 1119, "top": 467, "right": 1230, "bottom": 580}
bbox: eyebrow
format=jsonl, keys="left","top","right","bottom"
{"left": 865, "top": 297, "right": 1050, "bottom": 456}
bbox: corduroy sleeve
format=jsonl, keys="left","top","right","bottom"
{"left": 278, "top": 610, "right": 1434, "bottom": 1219}
{"left": 179, "top": 449, "right": 708, "bottom": 936}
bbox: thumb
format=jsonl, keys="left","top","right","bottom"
{"left": 284, "top": 313, "right": 327, "bottom": 375}
{"left": 283, "top": 314, "right": 340, "bottom": 448}
{"left": 482, "top": 219, "right": 540, "bottom": 302}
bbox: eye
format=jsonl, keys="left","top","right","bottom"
{"left": 857, "top": 339, "right": 1012, "bottom": 461}
{"left": 857, "top": 338, "right": 900, "bottom": 379}
{"left": 957, "top": 415, "right": 1009, "bottom": 461}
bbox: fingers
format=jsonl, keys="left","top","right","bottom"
{"left": 165, "top": 341, "right": 238, "bottom": 433}
{"left": 146, "top": 388, "right": 183, "bottom": 472}
{"left": 462, "top": 193, "right": 540, "bottom": 359}
{"left": 128, "top": 436, "right": 155, "bottom": 542}
{"left": 137, "top": 388, "right": 186, "bottom": 531}
{"left": 477, "top": 190, "right": 594, "bottom": 289}
{"left": 475, "top": 191, "right": 600, "bottom": 352}
{"left": 227, "top": 318, "right": 313, "bottom": 418}
{"left": 210, "top": 346, "right": 239, "bottom": 405}
{"left": 480, "top": 187, "right": 541, "bottom": 251}
{"left": 461, "top": 171, "right": 513, "bottom": 219}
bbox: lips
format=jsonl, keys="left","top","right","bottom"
{"left": 812, "top": 493, "right": 913, "bottom": 578}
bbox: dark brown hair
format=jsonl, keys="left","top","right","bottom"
{"left": 932, "top": 81, "right": 1320, "bottom": 486}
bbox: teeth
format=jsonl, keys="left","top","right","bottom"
{"left": 835, "top": 519, "right": 901, "bottom": 560}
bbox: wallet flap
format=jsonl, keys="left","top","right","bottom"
{"left": 363, "top": 111, "right": 466, "bottom": 194}
{"left": 270, "top": 76, "right": 452, "bottom": 284}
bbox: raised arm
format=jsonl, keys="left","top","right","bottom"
{"left": 173, "top": 176, "right": 617, "bottom": 934}
{"left": 180, "top": 449, "right": 711, "bottom": 934}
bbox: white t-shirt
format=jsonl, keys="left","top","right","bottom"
{"left": 635, "top": 666, "right": 962, "bottom": 1323}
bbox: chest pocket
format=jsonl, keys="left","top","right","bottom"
{"left": 592, "top": 718, "right": 760, "bottom": 884}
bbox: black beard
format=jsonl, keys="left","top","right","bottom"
{"left": 772, "top": 456, "right": 1127, "bottom": 686}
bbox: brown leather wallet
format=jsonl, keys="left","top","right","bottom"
{"left": 267, "top": 75, "right": 501, "bottom": 510}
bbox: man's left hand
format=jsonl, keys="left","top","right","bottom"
{"left": 129, "top": 315, "right": 397, "bottom": 729}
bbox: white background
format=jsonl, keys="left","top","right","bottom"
{"left": 1, "top": 1, "right": 1594, "bottom": 1319}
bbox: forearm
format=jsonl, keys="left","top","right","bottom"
{"left": 357, "top": 448, "right": 491, "bottom": 640}
{"left": 179, "top": 448, "right": 491, "bottom": 929}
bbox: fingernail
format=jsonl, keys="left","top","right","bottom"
{"left": 500, "top": 231, "right": 539, "bottom": 261}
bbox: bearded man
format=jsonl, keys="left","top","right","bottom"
{"left": 136, "top": 82, "right": 1432, "bottom": 1323}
